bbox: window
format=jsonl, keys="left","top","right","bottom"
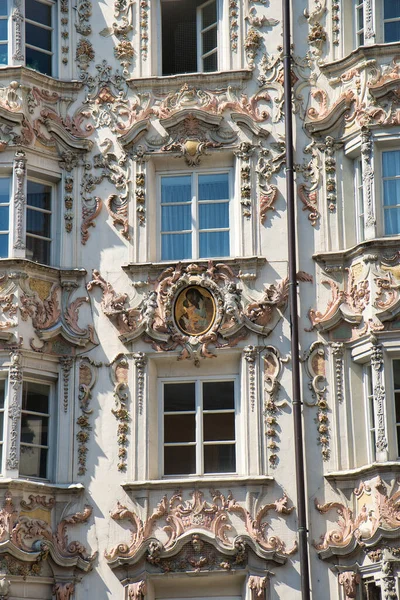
{"left": 26, "top": 180, "right": 52, "bottom": 264}
{"left": 0, "top": 176, "right": 53, "bottom": 265}
{"left": 355, "top": 0, "right": 365, "bottom": 45}
{"left": 355, "top": 158, "right": 365, "bottom": 242}
{"left": 0, "top": 1, "right": 7, "bottom": 66}
{"left": 161, "top": 0, "right": 218, "bottom": 75}
{"left": 384, "top": 0, "right": 400, "bottom": 43}
{"left": 162, "top": 379, "right": 236, "bottom": 476}
{"left": 364, "top": 364, "right": 376, "bottom": 462}
{"left": 0, "top": 380, "right": 5, "bottom": 470}
{"left": 25, "top": 0, "right": 55, "bottom": 76}
{"left": 0, "top": 0, "right": 55, "bottom": 76}
{"left": 0, "top": 177, "right": 10, "bottom": 258}
{"left": 392, "top": 360, "right": 400, "bottom": 457}
{"left": 160, "top": 171, "right": 230, "bottom": 261}
{"left": 382, "top": 150, "right": 400, "bottom": 235}
{"left": 20, "top": 381, "right": 50, "bottom": 479}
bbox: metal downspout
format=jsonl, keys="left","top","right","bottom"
{"left": 282, "top": 0, "right": 311, "bottom": 597}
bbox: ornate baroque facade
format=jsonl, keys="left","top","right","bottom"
{"left": 0, "top": 0, "right": 399, "bottom": 598}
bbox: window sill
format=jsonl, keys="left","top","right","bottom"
{"left": 127, "top": 69, "right": 252, "bottom": 91}
{"left": 313, "top": 236, "right": 400, "bottom": 266}
{"left": 0, "top": 477, "right": 85, "bottom": 495}
{"left": 321, "top": 41, "right": 400, "bottom": 80}
{"left": 325, "top": 460, "right": 400, "bottom": 484}
{"left": 122, "top": 475, "right": 274, "bottom": 491}
{"left": 0, "top": 65, "right": 82, "bottom": 92}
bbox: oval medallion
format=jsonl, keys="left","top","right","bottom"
{"left": 175, "top": 286, "right": 216, "bottom": 336}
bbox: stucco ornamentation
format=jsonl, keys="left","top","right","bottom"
{"left": 256, "top": 141, "right": 285, "bottom": 223}
{"left": 13, "top": 150, "right": 26, "bottom": 250}
{"left": 106, "top": 489, "right": 297, "bottom": 564}
{"left": 263, "top": 345, "right": 289, "bottom": 468}
{"left": 127, "top": 580, "right": 146, "bottom": 600}
{"left": 75, "top": 0, "right": 92, "bottom": 36}
{"left": 244, "top": 345, "right": 257, "bottom": 412}
{"left": 53, "top": 583, "right": 75, "bottom": 600}
{"left": 133, "top": 352, "right": 147, "bottom": 415}
{"left": 315, "top": 477, "right": 400, "bottom": 557}
{"left": 338, "top": 572, "right": 361, "bottom": 599}
{"left": 371, "top": 343, "right": 388, "bottom": 453}
{"left": 12, "top": 0, "right": 24, "bottom": 61}
{"left": 302, "top": 342, "right": 329, "bottom": 460}
{"left": 6, "top": 352, "right": 22, "bottom": 470}
{"left": 330, "top": 342, "right": 344, "bottom": 403}
{"left": 108, "top": 354, "right": 130, "bottom": 471}
{"left": 248, "top": 575, "right": 269, "bottom": 599}
{"left": 77, "top": 358, "right": 100, "bottom": 476}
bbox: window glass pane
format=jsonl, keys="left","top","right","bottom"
{"left": 383, "top": 179, "right": 400, "bottom": 206}
{"left": 203, "top": 381, "right": 234, "bottom": 410}
{"left": 199, "top": 203, "right": 229, "bottom": 229}
{"left": 357, "top": 6, "right": 364, "bottom": 29}
{"left": 203, "top": 52, "right": 217, "bottom": 72}
{"left": 164, "top": 445, "right": 195, "bottom": 475}
{"left": 204, "top": 413, "right": 235, "bottom": 441}
{"left": 199, "top": 230, "right": 229, "bottom": 257}
{"left": 0, "top": 234, "right": 8, "bottom": 257}
{"left": 384, "top": 0, "right": 400, "bottom": 19}
{"left": 164, "top": 382, "right": 195, "bottom": 411}
{"left": 204, "top": 444, "right": 235, "bottom": 473}
{"left": 0, "top": 206, "right": 8, "bottom": 230}
{"left": 202, "top": 26, "right": 217, "bottom": 54}
{"left": 384, "top": 207, "right": 400, "bottom": 235}
{"left": 161, "top": 176, "right": 191, "bottom": 204}
{"left": 162, "top": 205, "right": 191, "bottom": 232}
{"left": 27, "top": 209, "right": 51, "bottom": 237}
{"left": 22, "top": 381, "right": 50, "bottom": 413}
{"left": 385, "top": 21, "right": 400, "bottom": 42}
{"left": 199, "top": 174, "right": 229, "bottom": 200}
{"left": 0, "top": 178, "right": 9, "bottom": 203}
{"left": 202, "top": 1, "right": 217, "bottom": 28}
{"left": 27, "top": 181, "right": 51, "bottom": 210}
{"left": 21, "top": 414, "right": 48, "bottom": 445}
{"left": 383, "top": 150, "right": 400, "bottom": 177}
{"left": 26, "top": 22, "right": 52, "bottom": 51}
{"left": 20, "top": 446, "right": 48, "bottom": 478}
{"left": 162, "top": 232, "right": 191, "bottom": 260}
{"left": 0, "top": 20, "right": 7, "bottom": 41}
{"left": 0, "top": 380, "right": 4, "bottom": 410}
{"left": 26, "top": 235, "right": 50, "bottom": 264}
{"left": 26, "top": 47, "right": 52, "bottom": 76}
{"left": 0, "top": 44, "right": 7, "bottom": 65}
{"left": 394, "top": 360, "right": 400, "bottom": 388}
{"left": 395, "top": 393, "right": 400, "bottom": 421}
{"left": 26, "top": 0, "right": 52, "bottom": 26}
{"left": 0, "top": 2, "right": 7, "bottom": 17}
{"left": 164, "top": 414, "right": 195, "bottom": 443}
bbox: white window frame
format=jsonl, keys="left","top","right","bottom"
{"left": 25, "top": 0, "right": 56, "bottom": 77}
{"left": 0, "top": 376, "right": 7, "bottom": 474}
{"left": 0, "top": 175, "right": 11, "bottom": 258}
{"left": 391, "top": 359, "right": 400, "bottom": 459}
{"left": 196, "top": 0, "right": 219, "bottom": 73}
{"left": 355, "top": 158, "right": 365, "bottom": 243}
{"left": 354, "top": 0, "right": 400, "bottom": 47}
{"left": 159, "top": 375, "right": 239, "bottom": 478}
{"left": 363, "top": 364, "right": 376, "bottom": 463}
{"left": 354, "top": 0, "right": 365, "bottom": 46}
{"left": 26, "top": 176, "right": 54, "bottom": 266}
{"left": 381, "top": 148, "right": 400, "bottom": 237}
{"left": 19, "top": 377, "right": 54, "bottom": 481}
{"left": 157, "top": 168, "right": 233, "bottom": 262}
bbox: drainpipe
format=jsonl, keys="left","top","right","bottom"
{"left": 282, "top": 0, "right": 311, "bottom": 598}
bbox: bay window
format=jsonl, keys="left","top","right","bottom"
{"left": 160, "top": 171, "right": 231, "bottom": 261}
{"left": 354, "top": 0, "right": 400, "bottom": 46}
{"left": 162, "top": 379, "right": 237, "bottom": 477}
{"left": 20, "top": 381, "right": 50, "bottom": 479}
{"left": 364, "top": 364, "right": 376, "bottom": 462}
{"left": 384, "top": 0, "right": 400, "bottom": 42}
{"left": 0, "top": 177, "right": 10, "bottom": 258}
{"left": 0, "top": 2, "right": 7, "bottom": 65}
{"left": 392, "top": 360, "right": 400, "bottom": 458}
{"left": 161, "top": 0, "right": 218, "bottom": 75}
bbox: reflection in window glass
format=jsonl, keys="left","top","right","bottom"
{"left": 384, "top": 0, "right": 400, "bottom": 42}
{"left": 25, "top": 0, "right": 53, "bottom": 76}
{"left": 383, "top": 150, "right": 400, "bottom": 235}
{"left": 20, "top": 381, "right": 50, "bottom": 479}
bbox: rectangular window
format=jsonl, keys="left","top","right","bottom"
{"left": 0, "top": 0, "right": 7, "bottom": 66}
{"left": 393, "top": 360, "right": 400, "bottom": 457}
{"left": 355, "top": 158, "right": 365, "bottom": 242}
{"left": 355, "top": 0, "right": 365, "bottom": 46}
{"left": 161, "top": 0, "right": 218, "bottom": 75}
{"left": 25, "top": 0, "right": 54, "bottom": 76}
{"left": 160, "top": 171, "right": 230, "bottom": 261}
{"left": 162, "top": 380, "right": 236, "bottom": 476}
{"left": 0, "top": 379, "right": 5, "bottom": 471}
{"left": 0, "top": 177, "right": 10, "bottom": 258}
{"left": 364, "top": 365, "right": 376, "bottom": 462}
{"left": 384, "top": 0, "right": 400, "bottom": 43}
{"left": 20, "top": 381, "right": 50, "bottom": 479}
{"left": 382, "top": 150, "right": 400, "bottom": 235}
{"left": 26, "top": 180, "right": 52, "bottom": 265}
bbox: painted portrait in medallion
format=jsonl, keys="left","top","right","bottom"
{"left": 175, "top": 286, "right": 216, "bottom": 336}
